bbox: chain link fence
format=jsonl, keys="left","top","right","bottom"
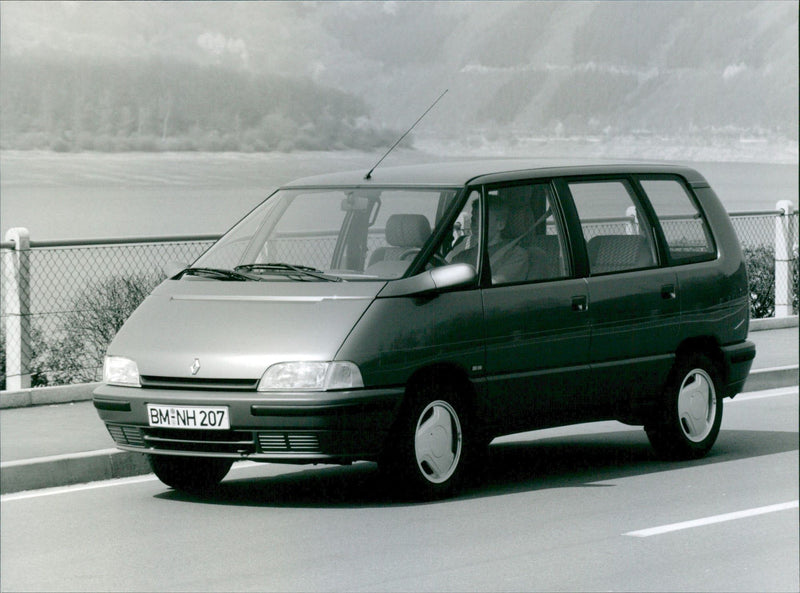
{"left": 2, "top": 209, "right": 798, "bottom": 389}
{"left": 731, "top": 210, "right": 799, "bottom": 318}
{"left": 1, "top": 235, "right": 216, "bottom": 389}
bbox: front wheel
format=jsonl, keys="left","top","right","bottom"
{"left": 380, "top": 383, "right": 468, "bottom": 499}
{"left": 646, "top": 353, "right": 723, "bottom": 460}
{"left": 148, "top": 454, "right": 233, "bottom": 493}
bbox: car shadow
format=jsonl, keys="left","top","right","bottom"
{"left": 154, "top": 428, "right": 798, "bottom": 508}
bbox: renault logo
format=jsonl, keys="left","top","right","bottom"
{"left": 190, "top": 358, "right": 201, "bottom": 375}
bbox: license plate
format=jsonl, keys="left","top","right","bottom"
{"left": 147, "top": 404, "right": 230, "bottom": 430}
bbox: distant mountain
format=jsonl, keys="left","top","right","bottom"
{"left": 0, "top": 55, "right": 399, "bottom": 152}
{"left": 1, "top": 1, "right": 796, "bottom": 153}
{"left": 318, "top": 2, "right": 798, "bottom": 143}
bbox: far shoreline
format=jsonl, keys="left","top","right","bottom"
{"left": 1, "top": 133, "right": 798, "bottom": 166}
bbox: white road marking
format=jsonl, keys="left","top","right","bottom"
{"left": 0, "top": 461, "right": 264, "bottom": 502}
{"left": 624, "top": 500, "right": 799, "bottom": 537}
{"left": 1, "top": 448, "right": 122, "bottom": 468}
{"left": 1, "top": 475, "right": 159, "bottom": 502}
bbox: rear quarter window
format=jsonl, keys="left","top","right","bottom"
{"left": 638, "top": 177, "right": 716, "bottom": 264}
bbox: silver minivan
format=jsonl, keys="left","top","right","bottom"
{"left": 94, "top": 160, "right": 755, "bottom": 498}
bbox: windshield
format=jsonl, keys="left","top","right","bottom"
{"left": 193, "top": 187, "right": 461, "bottom": 280}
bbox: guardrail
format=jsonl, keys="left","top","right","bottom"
{"left": 1, "top": 202, "right": 797, "bottom": 390}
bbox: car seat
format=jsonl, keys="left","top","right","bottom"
{"left": 586, "top": 235, "right": 655, "bottom": 274}
{"left": 367, "top": 214, "right": 432, "bottom": 267}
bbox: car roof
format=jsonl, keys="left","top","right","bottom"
{"left": 281, "top": 158, "right": 709, "bottom": 189}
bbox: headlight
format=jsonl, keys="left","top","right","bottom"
{"left": 258, "top": 361, "right": 364, "bottom": 391}
{"left": 103, "top": 356, "right": 141, "bottom": 387}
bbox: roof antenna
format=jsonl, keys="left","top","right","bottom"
{"left": 364, "top": 89, "right": 448, "bottom": 180}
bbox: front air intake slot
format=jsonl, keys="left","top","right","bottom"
{"left": 258, "top": 432, "right": 321, "bottom": 453}
{"left": 139, "top": 376, "right": 259, "bottom": 391}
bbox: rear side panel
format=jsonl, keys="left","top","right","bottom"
{"left": 679, "top": 185, "right": 750, "bottom": 347}
{"left": 677, "top": 184, "right": 754, "bottom": 397}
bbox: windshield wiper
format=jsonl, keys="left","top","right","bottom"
{"left": 235, "top": 263, "right": 342, "bottom": 282}
{"left": 179, "top": 267, "right": 260, "bottom": 281}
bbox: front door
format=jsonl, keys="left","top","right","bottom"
{"left": 479, "top": 181, "right": 592, "bottom": 434}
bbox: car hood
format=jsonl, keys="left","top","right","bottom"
{"left": 107, "top": 278, "right": 384, "bottom": 380}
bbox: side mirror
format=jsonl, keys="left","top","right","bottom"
{"left": 377, "top": 263, "right": 477, "bottom": 298}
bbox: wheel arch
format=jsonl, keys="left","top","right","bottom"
{"left": 674, "top": 336, "right": 726, "bottom": 386}
{"left": 646, "top": 339, "right": 725, "bottom": 460}
{"left": 378, "top": 361, "right": 477, "bottom": 498}
{"left": 404, "top": 361, "right": 479, "bottom": 409}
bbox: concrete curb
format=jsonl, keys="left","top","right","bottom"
{"left": 742, "top": 365, "right": 799, "bottom": 392}
{"left": 1, "top": 449, "right": 151, "bottom": 494}
{"left": 0, "top": 382, "right": 100, "bottom": 410}
{"left": 750, "top": 315, "right": 799, "bottom": 331}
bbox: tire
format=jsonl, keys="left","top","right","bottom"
{"left": 645, "top": 353, "right": 723, "bottom": 460}
{"left": 148, "top": 454, "right": 233, "bottom": 493}
{"left": 380, "top": 381, "right": 469, "bottom": 499}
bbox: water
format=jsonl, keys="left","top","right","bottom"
{"left": 1, "top": 151, "right": 385, "bottom": 241}
{"left": 1, "top": 149, "right": 797, "bottom": 242}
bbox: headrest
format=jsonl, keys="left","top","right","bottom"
{"left": 385, "top": 214, "right": 431, "bottom": 247}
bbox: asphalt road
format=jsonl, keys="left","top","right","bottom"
{"left": 2, "top": 386, "right": 797, "bottom": 592}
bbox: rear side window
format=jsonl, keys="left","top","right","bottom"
{"left": 638, "top": 178, "right": 716, "bottom": 263}
{"left": 568, "top": 179, "right": 659, "bottom": 275}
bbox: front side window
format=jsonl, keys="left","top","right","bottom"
{"left": 568, "top": 179, "right": 659, "bottom": 275}
{"left": 194, "top": 187, "right": 457, "bottom": 280}
{"left": 446, "top": 190, "right": 482, "bottom": 270}
{"left": 638, "top": 177, "right": 716, "bottom": 263}
{"left": 477, "top": 182, "right": 570, "bottom": 285}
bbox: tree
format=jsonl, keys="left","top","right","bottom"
{"left": 38, "top": 273, "right": 163, "bottom": 384}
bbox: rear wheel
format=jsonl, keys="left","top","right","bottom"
{"left": 381, "top": 381, "right": 469, "bottom": 499}
{"left": 646, "top": 353, "right": 723, "bottom": 460}
{"left": 148, "top": 454, "right": 233, "bottom": 493}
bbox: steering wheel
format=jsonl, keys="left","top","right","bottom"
{"left": 399, "top": 248, "right": 448, "bottom": 268}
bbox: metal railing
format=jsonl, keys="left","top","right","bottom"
{"left": 2, "top": 204, "right": 797, "bottom": 390}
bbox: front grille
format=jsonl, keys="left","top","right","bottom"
{"left": 106, "top": 424, "right": 256, "bottom": 455}
{"left": 145, "top": 427, "right": 253, "bottom": 443}
{"left": 258, "top": 432, "right": 320, "bottom": 453}
{"left": 143, "top": 428, "right": 256, "bottom": 454}
{"left": 106, "top": 425, "right": 322, "bottom": 456}
{"left": 140, "top": 375, "right": 258, "bottom": 391}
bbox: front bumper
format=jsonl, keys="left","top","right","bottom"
{"left": 93, "top": 384, "right": 405, "bottom": 463}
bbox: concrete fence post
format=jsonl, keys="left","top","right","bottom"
{"left": 3, "top": 228, "right": 31, "bottom": 390}
{"left": 625, "top": 206, "right": 638, "bottom": 235}
{"left": 774, "top": 201, "right": 796, "bottom": 318}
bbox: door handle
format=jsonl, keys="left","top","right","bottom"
{"left": 571, "top": 295, "right": 588, "bottom": 312}
{"left": 661, "top": 284, "right": 677, "bottom": 300}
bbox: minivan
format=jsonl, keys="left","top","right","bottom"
{"left": 94, "top": 160, "right": 756, "bottom": 498}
